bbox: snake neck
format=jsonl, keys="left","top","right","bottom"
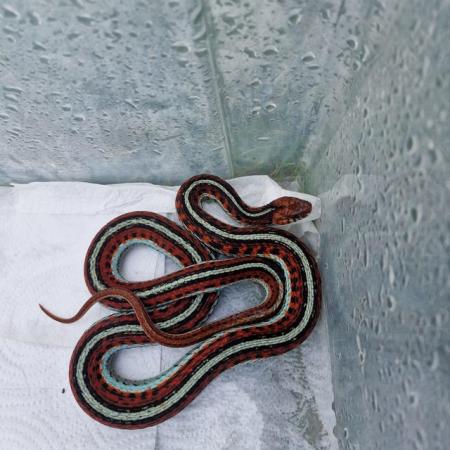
{"left": 175, "top": 174, "right": 312, "bottom": 257}
{"left": 177, "top": 174, "right": 276, "bottom": 227}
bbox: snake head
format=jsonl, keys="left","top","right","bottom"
{"left": 270, "top": 197, "right": 312, "bottom": 224}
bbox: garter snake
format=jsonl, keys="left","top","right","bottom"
{"left": 40, "top": 174, "right": 321, "bottom": 429}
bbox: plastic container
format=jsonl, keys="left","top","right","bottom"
{"left": 0, "top": 2, "right": 448, "bottom": 449}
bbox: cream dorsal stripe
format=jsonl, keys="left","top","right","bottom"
{"left": 39, "top": 174, "right": 321, "bottom": 428}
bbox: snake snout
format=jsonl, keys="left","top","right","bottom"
{"left": 271, "top": 197, "right": 312, "bottom": 224}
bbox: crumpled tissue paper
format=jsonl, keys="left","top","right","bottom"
{"left": 0, "top": 175, "right": 337, "bottom": 450}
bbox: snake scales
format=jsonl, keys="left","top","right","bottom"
{"left": 40, "top": 174, "right": 321, "bottom": 429}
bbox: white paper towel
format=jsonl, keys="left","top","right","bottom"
{"left": 0, "top": 176, "right": 337, "bottom": 450}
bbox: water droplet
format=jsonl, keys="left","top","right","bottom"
{"left": 346, "top": 36, "right": 359, "bottom": 50}
{"left": 243, "top": 47, "right": 257, "bottom": 58}
{"left": 406, "top": 135, "right": 417, "bottom": 152}
{"left": 3, "top": 4, "right": 20, "bottom": 19}
{"left": 28, "top": 11, "right": 41, "bottom": 25}
{"left": 249, "top": 78, "right": 261, "bottom": 87}
{"left": 352, "top": 60, "right": 362, "bottom": 71}
{"left": 389, "top": 266, "right": 396, "bottom": 286}
{"left": 124, "top": 99, "right": 138, "bottom": 109}
{"left": 431, "top": 313, "right": 443, "bottom": 328}
{"left": 3, "top": 25, "right": 17, "bottom": 36}
{"left": 263, "top": 45, "right": 279, "bottom": 56}
{"left": 3, "top": 85, "right": 23, "bottom": 94}
{"left": 288, "top": 9, "right": 302, "bottom": 25}
{"left": 190, "top": 2, "right": 203, "bottom": 24}
{"left": 177, "top": 58, "right": 188, "bottom": 67}
{"left": 193, "top": 25, "right": 206, "bottom": 42}
{"left": 221, "top": 13, "right": 235, "bottom": 26}
{"left": 408, "top": 392, "right": 419, "bottom": 407}
{"left": 362, "top": 45, "right": 370, "bottom": 63}
{"left": 386, "top": 295, "right": 397, "bottom": 311}
{"left": 264, "top": 102, "right": 277, "bottom": 112}
{"left": 171, "top": 41, "right": 190, "bottom": 53}
{"left": 410, "top": 206, "right": 421, "bottom": 223}
{"left": 301, "top": 51, "right": 316, "bottom": 62}
{"left": 67, "top": 32, "right": 81, "bottom": 40}
{"left": 71, "top": 0, "right": 84, "bottom": 8}
{"left": 6, "top": 103, "right": 18, "bottom": 112}
{"left": 371, "top": 391, "right": 378, "bottom": 411}
{"left": 321, "top": 8, "right": 331, "bottom": 20}
{"left": 4, "top": 93, "right": 18, "bottom": 102}
{"left": 33, "top": 41, "right": 46, "bottom": 51}
{"left": 429, "top": 351, "right": 439, "bottom": 371}
{"left": 359, "top": 351, "right": 366, "bottom": 365}
{"left": 194, "top": 47, "right": 207, "bottom": 56}
{"left": 76, "top": 15, "right": 94, "bottom": 25}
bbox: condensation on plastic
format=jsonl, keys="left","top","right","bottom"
{"left": 0, "top": 0, "right": 231, "bottom": 184}
{"left": 305, "top": 2, "right": 450, "bottom": 449}
{"left": 0, "top": 1, "right": 449, "bottom": 450}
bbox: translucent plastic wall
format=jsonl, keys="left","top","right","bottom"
{"left": 1, "top": 1, "right": 448, "bottom": 449}
{"left": 305, "top": 2, "right": 450, "bottom": 448}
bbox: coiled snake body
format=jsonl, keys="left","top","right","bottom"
{"left": 41, "top": 174, "right": 321, "bottom": 429}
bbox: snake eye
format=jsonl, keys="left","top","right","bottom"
{"left": 270, "top": 197, "right": 312, "bottom": 224}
